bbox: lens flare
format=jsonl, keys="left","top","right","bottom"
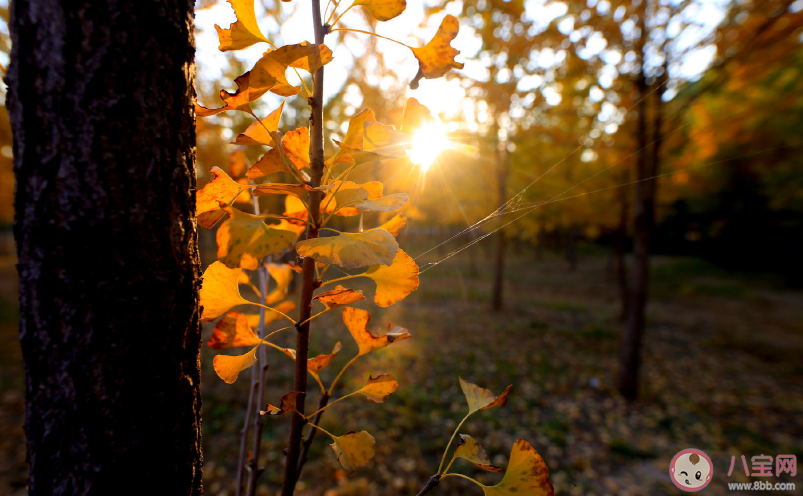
{"left": 409, "top": 121, "right": 449, "bottom": 172}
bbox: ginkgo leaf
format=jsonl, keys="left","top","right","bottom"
{"left": 332, "top": 140, "right": 401, "bottom": 166}
{"left": 314, "top": 285, "right": 366, "bottom": 309}
{"left": 326, "top": 108, "right": 377, "bottom": 166}
{"left": 247, "top": 147, "right": 286, "bottom": 178}
{"left": 197, "top": 167, "right": 250, "bottom": 228}
{"left": 231, "top": 102, "right": 285, "bottom": 145}
{"left": 354, "top": 193, "right": 408, "bottom": 212}
{"left": 201, "top": 262, "right": 250, "bottom": 321}
{"left": 217, "top": 206, "right": 296, "bottom": 270}
{"left": 196, "top": 71, "right": 266, "bottom": 116}
{"left": 453, "top": 434, "right": 503, "bottom": 473}
{"left": 234, "top": 178, "right": 253, "bottom": 204}
{"left": 229, "top": 149, "right": 248, "bottom": 179}
{"left": 261, "top": 391, "right": 305, "bottom": 416}
{"left": 277, "top": 342, "right": 342, "bottom": 378}
{"left": 363, "top": 249, "right": 419, "bottom": 307}
{"left": 372, "top": 214, "right": 407, "bottom": 236}
{"left": 355, "top": 374, "right": 399, "bottom": 403}
{"left": 481, "top": 440, "right": 554, "bottom": 496}
{"left": 243, "top": 300, "right": 296, "bottom": 327}
{"left": 330, "top": 431, "right": 376, "bottom": 473}
{"left": 296, "top": 229, "right": 399, "bottom": 269}
{"left": 213, "top": 345, "right": 259, "bottom": 384}
{"left": 266, "top": 263, "right": 294, "bottom": 304}
{"left": 410, "top": 15, "right": 464, "bottom": 89}
{"left": 354, "top": 0, "right": 407, "bottom": 21}
{"left": 246, "top": 128, "right": 310, "bottom": 178}
{"left": 363, "top": 121, "right": 410, "bottom": 155}
{"left": 289, "top": 44, "right": 334, "bottom": 73}
{"left": 251, "top": 43, "right": 331, "bottom": 97}
{"left": 342, "top": 307, "right": 411, "bottom": 356}
{"left": 400, "top": 97, "right": 434, "bottom": 134}
{"left": 459, "top": 377, "right": 512, "bottom": 414}
{"left": 208, "top": 311, "right": 262, "bottom": 350}
{"left": 253, "top": 183, "right": 314, "bottom": 199}
{"left": 215, "top": 0, "right": 270, "bottom": 51}
{"left": 321, "top": 180, "right": 383, "bottom": 216}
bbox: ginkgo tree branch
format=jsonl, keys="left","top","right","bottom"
{"left": 295, "top": 392, "right": 329, "bottom": 482}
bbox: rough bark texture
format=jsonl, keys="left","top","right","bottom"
{"left": 7, "top": 1, "right": 202, "bottom": 494}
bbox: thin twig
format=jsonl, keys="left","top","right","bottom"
{"left": 415, "top": 474, "right": 442, "bottom": 496}
{"left": 295, "top": 393, "right": 329, "bottom": 483}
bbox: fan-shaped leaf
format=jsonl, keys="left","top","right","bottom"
{"left": 400, "top": 97, "right": 434, "bottom": 133}
{"left": 266, "top": 263, "right": 295, "bottom": 304}
{"left": 356, "top": 374, "right": 399, "bottom": 403}
{"left": 321, "top": 180, "right": 383, "bottom": 216}
{"left": 459, "top": 377, "right": 512, "bottom": 414}
{"left": 231, "top": 102, "right": 285, "bottom": 145}
{"left": 296, "top": 229, "right": 399, "bottom": 269}
{"left": 216, "top": 206, "right": 296, "bottom": 270}
{"left": 276, "top": 342, "right": 342, "bottom": 379}
{"left": 342, "top": 307, "right": 411, "bottom": 356}
{"left": 262, "top": 391, "right": 305, "bottom": 416}
{"left": 373, "top": 214, "right": 407, "bottom": 236}
{"left": 481, "top": 440, "right": 554, "bottom": 496}
{"left": 330, "top": 431, "right": 376, "bottom": 473}
{"left": 314, "top": 285, "right": 366, "bottom": 309}
{"left": 326, "top": 108, "right": 377, "bottom": 166}
{"left": 197, "top": 167, "right": 250, "bottom": 228}
{"left": 454, "top": 434, "right": 502, "bottom": 473}
{"left": 253, "top": 183, "right": 314, "bottom": 199}
{"left": 354, "top": 0, "right": 407, "bottom": 21}
{"left": 410, "top": 15, "right": 464, "bottom": 89}
{"left": 289, "top": 44, "right": 334, "bottom": 73}
{"left": 213, "top": 345, "right": 259, "bottom": 384}
{"left": 355, "top": 193, "right": 408, "bottom": 212}
{"left": 215, "top": 0, "right": 270, "bottom": 51}
{"left": 201, "top": 262, "right": 250, "bottom": 321}
{"left": 246, "top": 128, "right": 310, "bottom": 178}
{"left": 208, "top": 311, "right": 262, "bottom": 350}
{"left": 363, "top": 249, "right": 419, "bottom": 307}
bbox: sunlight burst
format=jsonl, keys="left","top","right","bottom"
{"left": 409, "top": 121, "right": 449, "bottom": 173}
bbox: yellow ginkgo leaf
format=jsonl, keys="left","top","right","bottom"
{"left": 246, "top": 128, "right": 310, "bottom": 179}
{"left": 280, "top": 127, "right": 311, "bottom": 169}
{"left": 459, "top": 377, "right": 512, "bottom": 414}
{"left": 200, "top": 262, "right": 250, "bottom": 321}
{"left": 196, "top": 71, "right": 267, "bottom": 116}
{"left": 410, "top": 15, "right": 464, "bottom": 89}
{"left": 253, "top": 183, "right": 314, "bottom": 199}
{"left": 196, "top": 167, "right": 250, "bottom": 228}
{"left": 289, "top": 44, "right": 334, "bottom": 73}
{"left": 321, "top": 180, "right": 383, "bottom": 216}
{"left": 372, "top": 214, "right": 407, "bottom": 237}
{"left": 363, "top": 249, "right": 419, "bottom": 307}
{"left": 342, "top": 307, "right": 411, "bottom": 356}
{"left": 363, "top": 121, "right": 410, "bottom": 155}
{"left": 230, "top": 102, "right": 285, "bottom": 146}
{"left": 308, "top": 342, "right": 343, "bottom": 375}
{"left": 229, "top": 149, "right": 248, "bottom": 179}
{"left": 296, "top": 229, "right": 399, "bottom": 269}
{"left": 208, "top": 311, "right": 262, "bottom": 350}
{"left": 330, "top": 431, "right": 376, "bottom": 473}
{"left": 261, "top": 391, "right": 305, "bottom": 416}
{"left": 481, "top": 440, "right": 554, "bottom": 496}
{"left": 354, "top": 0, "right": 407, "bottom": 21}
{"left": 355, "top": 193, "right": 408, "bottom": 212}
{"left": 216, "top": 206, "right": 296, "bottom": 270}
{"left": 215, "top": 0, "right": 270, "bottom": 51}
{"left": 453, "top": 434, "right": 503, "bottom": 473}
{"left": 355, "top": 374, "right": 399, "bottom": 403}
{"left": 400, "top": 97, "right": 434, "bottom": 134}
{"left": 266, "top": 264, "right": 294, "bottom": 304}
{"left": 213, "top": 345, "right": 259, "bottom": 384}
{"left": 332, "top": 140, "right": 401, "bottom": 166}
{"left": 326, "top": 108, "right": 377, "bottom": 166}
{"left": 251, "top": 43, "right": 331, "bottom": 97}
{"left": 314, "top": 285, "right": 366, "bottom": 310}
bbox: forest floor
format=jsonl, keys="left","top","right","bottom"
{"left": 0, "top": 244, "right": 801, "bottom": 496}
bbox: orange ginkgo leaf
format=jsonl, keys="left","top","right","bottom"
{"left": 314, "top": 285, "right": 366, "bottom": 310}
{"left": 332, "top": 140, "right": 403, "bottom": 167}
{"left": 215, "top": 0, "right": 270, "bottom": 51}
{"left": 208, "top": 311, "right": 262, "bottom": 350}
{"left": 362, "top": 249, "right": 419, "bottom": 307}
{"left": 200, "top": 261, "right": 250, "bottom": 321}
{"left": 213, "top": 345, "right": 259, "bottom": 384}
{"left": 197, "top": 167, "right": 251, "bottom": 228}
{"left": 362, "top": 121, "right": 410, "bottom": 156}
{"left": 276, "top": 342, "right": 342, "bottom": 380}
{"left": 246, "top": 127, "right": 310, "bottom": 178}
{"left": 410, "top": 15, "right": 464, "bottom": 89}
{"left": 326, "top": 108, "right": 377, "bottom": 166}
{"left": 243, "top": 300, "right": 296, "bottom": 327}
{"left": 354, "top": 0, "right": 407, "bottom": 21}
{"left": 480, "top": 440, "right": 554, "bottom": 496}
{"left": 268, "top": 196, "right": 309, "bottom": 237}
{"left": 354, "top": 193, "right": 408, "bottom": 213}
{"left": 266, "top": 263, "right": 294, "bottom": 304}
{"left": 195, "top": 71, "right": 266, "bottom": 116}
{"left": 261, "top": 391, "right": 305, "bottom": 416}
{"left": 230, "top": 101, "right": 285, "bottom": 146}
{"left": 400, "top": 97, "right": 434, "bottom": 134}
{"left": 216, "top": 206, "right": 296, "bottom": 270}
{"left": 355, "top": 374, "right": 399, "bottom": 403}
{"left": 289, "top": 44, "right": 334, "bottom": 73}
{"left": 459, "top": 377, "right": 512, "bottom": 414}
{"left": 453, "top": 434, "right": 503, "bottom": 473}
{"left": 320, "top": 180, "right": 383, "bottom": 216}
{"left": 330, "top": 431, "right": 376, "bottom": 473}
{"left": 342, "top": 307, "right": 410, "bottom": 356}
{"left": 372, "top": 214, "right": 407, "bottom": 237}
{"left": 296, "top": 229, "right": 399, "bottom": 269}
{"left": 229, "top": 149, "right": 248, "bottom": 179}
{"left": 252, "top": 183, "right": 314, "bottom": 199}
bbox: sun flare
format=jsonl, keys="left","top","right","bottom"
{"left": 409, "top": 121, "right": 449, "bottom": 172}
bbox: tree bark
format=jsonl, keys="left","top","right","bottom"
{"left": 7, "top": 0, "right": 201, "bottom": 494}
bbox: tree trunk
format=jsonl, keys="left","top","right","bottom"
{"left": 7, "top": 1, "right": 202, "bottom": 494}
{"left": 491, "top": 134, "right": 508, "bottom": 312}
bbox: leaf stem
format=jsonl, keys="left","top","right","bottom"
{"left": 329, "top": 28, "right": 413, "bottom": 49}
{"left": 438, "top": 413, "right": 471, "bottom": 474}
{"left": 440, "top": 473, "right": 484, "bottom": 488}
{"left": 259, "top": 213, "right": 315, "bottom": 227}
{"left": 327, "top": 355, "right": 359, "bottom": 395}
{"left": 442, "top": 457, "right": 456, "bottom": 476}
{"left": 330, "top": 3, "right": 355, "bottom": 28}
{"left": 303, "top": 420, "right": 335, "bottom": 439}
{"left": 297, "top": 309, "right": 327, "bottom": 328}
{"left": 253, "top": 302, "right": 297, "bottom": 325}
{"left": 319, "top": 274, "right": 363, "bottom": 287}
{"left": 305, "top": 391, "right": 357, "bottom": 419}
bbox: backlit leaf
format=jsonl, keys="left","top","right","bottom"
{"left": 208, "top": 311, "right": 262, "bottom": 350}
{"left": 253, "top": 183, "right": 314, "bottom": 199}
{"left": 217, "top": 206, "right": 296, "bottom": 270}
{"left": 201, "top": 262, "right": 250, "bottom": 321}
{"left": 314, "top": 285, "right": 366, "bottom": 309}
{"left": 266, "top": 263, "right": 294, "bottom": 304}
{"left": 481, "top": 440, "right": 554, "bottom": 496}
{"left": 229, "top": 149, "right": 248, "bottom": 179}
{"left": 196, "top": 71, "right": 266, "bottom": 116}
{"left": 363, "top": 249, "right": 419, "bottom": 307}
{"left": 332, "top": 140, "right": 402, "bottom": 166}
{"left": 213, "top": 345, "right": 258, "bottom": 384}
{"left": 342, "top": 307, "right": 411, "bottom": 356}
{"left": 410, "top": 15, "right": 464, "bottom": 89}
{"left": 453, "top": 434, "right": 503, "bottom": 473}
{"left": 276, "top": 342, "right": 342, "bottom": 378}
{"left": 459, "top": 377, "right": 512, "bottom": 414}
{"left": 197, "top": 167, "right": 250, "bottom": 228}
{"left": 355, "top": 374, "right": 399, "bottom": 403}
{"left": 330, "top": 431, "right": 376, "bottom": 473}
{"left": 246, "top": 128, "right": 310, "bottom": 179}
{"left": 289, "top": 44, "right": 334, "bottom": 73}
{"left": 296, "top": 229, "right": 399, "bottom": 269}
{"left": 326, "top": 108, "right": 377, "bottom": 166}
{"left": 354, "top": 0, "right": 407, "bottom": 21}
{"left": 321, "top": 180, "right": 383, "bottom": 216}
{"left": 354, "top": 193, "right": 408, "bottom": 212}
{"left": 400, "top": 97, "right": 434, "bottom": 134}
{"left": 261, "top": 391, "right": 305, "bottom": 416}
{"left": 251, "top": 43, "right": 331, "bottom": 97}
{"left": 215, "top": 0, "right": 270, "bottom": 51}
{"left": 363, "top": 121, "right": 410, "bottom": 155}
{"left": 231, "top": 102, "right": 285, "bottom": 145}
{"left": 373, "top": 214, "right": 407, "bottom": 236}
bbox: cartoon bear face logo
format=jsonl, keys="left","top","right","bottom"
{"left": 670, "top": 449, "right": 713, "bottom": 492}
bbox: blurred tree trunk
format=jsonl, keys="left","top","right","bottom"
{"left": 491, "top": 126, "right": 509, "bottom": 312}
{"left": 7, "top": 1, "right": 202, "bottom": 494}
